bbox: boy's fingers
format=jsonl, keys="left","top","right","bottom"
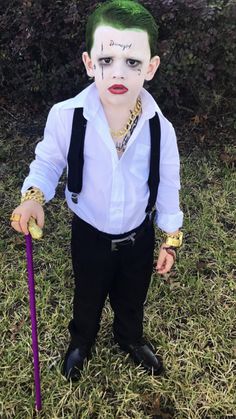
{"left": 11, "top": 220, "right": 24, "bottom": 234}
{"left": 10, "top": 212, "right": 25, "bottom": 234}
{"left": 19, "top": 215, "right": 30, "bottom": 235}
{"left": 165, "top": 256, "right": 174, "bottom": 271}
{"left": 156, "top": 253, "right": 166, "bottom": 270}
{"left": 35, "top": 211, "right": 44, "bottom": 229}
{"left": 156, "top": 255, "right": 174, "bottom": 274}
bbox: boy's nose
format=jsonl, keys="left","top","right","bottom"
{"left": 112, "top": 62, "right": 125, "bottom": 79}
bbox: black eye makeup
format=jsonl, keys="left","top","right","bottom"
{"left": 98, "top": 57, "right": 113, "bottom": 65}
{"left": 126, "top": 59, "right": 142, "bottom": 68}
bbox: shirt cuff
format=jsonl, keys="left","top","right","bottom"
{"left": 156, "top": 211, "right": 183, "bottom": 233}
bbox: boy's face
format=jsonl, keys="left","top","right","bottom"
{"left": 83, "top": 25, "right": 160, "bottom": 109}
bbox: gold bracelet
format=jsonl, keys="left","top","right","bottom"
{"left": 21, "top": 187, "right": 45, "bottom": 206}
{"left": 164, "top": 231, "right": 183, "bottom": 248}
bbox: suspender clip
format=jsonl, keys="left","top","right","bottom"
{"left": 147, "top": 207, "right": 156, "bottom": 223}
{"left": 71, "top": 193, "right": 79, "bottom": 204}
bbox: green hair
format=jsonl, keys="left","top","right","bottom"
{"left": 86, "top": 0, "right": 158, "bottom": 57}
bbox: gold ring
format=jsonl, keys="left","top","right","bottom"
{"left": 10, "top": 213, "right": 21, "bottom": 222}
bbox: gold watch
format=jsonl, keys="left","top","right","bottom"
{"left": 164, "top": 231, "right": 183, "bottom": 248}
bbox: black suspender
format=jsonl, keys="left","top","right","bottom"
{"left": 67, "top": 108, "right": 161, "bottom": 211}
{"left": 67, "top": 108, "right": 87, "bottom": 198}
{"left": 146, "top": 113, "right": 161, "bottom": 215}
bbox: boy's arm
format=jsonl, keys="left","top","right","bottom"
{"left": 21, "top": 104, "right": 68, "bottom": 202}
{"left": 155, "top": 122, "right": 183, "bottom": 274}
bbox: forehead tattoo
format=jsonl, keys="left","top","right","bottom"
{"left": 109, "top": 40, "right": 132, "bottom": 51}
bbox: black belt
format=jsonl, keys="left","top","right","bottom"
{"left": 99, "top": 212, "right": 155, "bottom": 252}
{"left": 104, "top": 230, "right": 140, "bottom": 252}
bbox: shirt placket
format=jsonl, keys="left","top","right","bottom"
{"left": 108, "top": 161, "right": 125, "bottom": 231}
{"left": 92, "top": 114, "right": 125, "bottom": 231}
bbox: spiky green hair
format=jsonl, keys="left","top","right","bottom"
{"left": 86, "top": 0, "right": 158, "bottom": 57}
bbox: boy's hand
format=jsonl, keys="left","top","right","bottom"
{"left": 11, "top": 201, "right": 44, "bottom": 236}
{"left": 156, "top": 244, "right": 175, "bottom": 275}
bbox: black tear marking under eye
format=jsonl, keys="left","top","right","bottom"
{"left": 94, "top": 64, "right": 96, "bottom": 70}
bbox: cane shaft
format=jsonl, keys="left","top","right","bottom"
{"left": 25, "top": 234, "right": 42, "bottom": 411}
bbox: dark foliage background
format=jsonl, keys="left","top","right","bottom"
{"left": 0, "top": 0, "right": 236, "bottom": 118}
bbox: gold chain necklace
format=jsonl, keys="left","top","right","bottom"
{"left": 110, "top": 97, "right": 142, "bottom": 139}
{"left": 115, "top": 114, "right": 140, "bottom": 153}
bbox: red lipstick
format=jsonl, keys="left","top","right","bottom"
{"left": 108, "top": 84, "right": 128, "bottom": 94}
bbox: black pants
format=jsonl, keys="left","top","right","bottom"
{"left": 69, "top": 215, "right": 155, "bottom": 349}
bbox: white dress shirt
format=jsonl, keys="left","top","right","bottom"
{"left": 22, "top": 83, "right": 183, "bottom": 234}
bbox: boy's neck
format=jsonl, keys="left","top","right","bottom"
{"left": 101, "top": 98, "right": 140, "bottom": 132}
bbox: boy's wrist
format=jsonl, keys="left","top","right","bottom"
{"left": 21, "top": 187, "right": 45, "bottom": 206}
{"left": 162, "top": 230, "right": 183, "bottom": 248}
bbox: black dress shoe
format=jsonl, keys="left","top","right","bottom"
{"left": 119, "top": 341, "right": 163, "bottom": 375}
{"left": 62, "top": 344, "right": 91, "bottom": 381}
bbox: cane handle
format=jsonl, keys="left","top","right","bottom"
{"left": 28, "top": 218, "right": 43, "bottom": 240}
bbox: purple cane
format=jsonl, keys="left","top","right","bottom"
{"left": 25, "top": 233, "right": 42, "bottom": 411}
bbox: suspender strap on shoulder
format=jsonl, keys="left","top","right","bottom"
{"left": 146, "top": 112, "right": 161, "bottom": 216}
{"left": 67, "top": 108, "right": 87, "bottom": 196}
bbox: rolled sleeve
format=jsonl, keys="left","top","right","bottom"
{"left": 156, "top": 211, "right": 183, "bottom": 233}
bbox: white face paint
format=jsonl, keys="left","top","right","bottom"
{"left": 83, "top": 25, "right": 160, "bottom": 110}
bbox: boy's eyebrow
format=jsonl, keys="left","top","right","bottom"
{"left": 97, "top": 55, "right": 114, "bottom": 59}
{"left": 127, "top": 57, "right": 143, "bottom": 62}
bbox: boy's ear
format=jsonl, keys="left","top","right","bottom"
{"left": 145, "top": 56, "right": 160, "bottom": 81}
{"left": 82, "top": 52, "right": 94, "bottom": 77}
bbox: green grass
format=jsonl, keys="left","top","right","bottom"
{"left": 0, "top": 118, "right": 235, "bottom": 418}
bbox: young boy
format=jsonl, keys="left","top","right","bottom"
{"left": 11, "top": 0, "right": 183, "bottom": 380}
